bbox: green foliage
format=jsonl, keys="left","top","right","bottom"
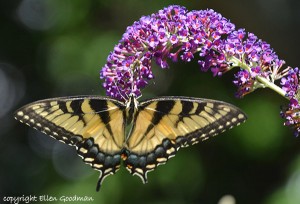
{"left": 236, "top": 97, "right": 285, "bottom": 159}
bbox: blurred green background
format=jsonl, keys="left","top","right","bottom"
{"left": 1, "top": 0, "right": 300, "bottom": 203}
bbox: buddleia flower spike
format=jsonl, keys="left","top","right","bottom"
{"left": 100, "top": 5, "right": 300, "bottom": 136}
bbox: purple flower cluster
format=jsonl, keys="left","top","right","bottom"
{"left": 225, "top": 30, "right": 286, "bottom": 97}
{"left": 100, "top": 5, "right": 288, "bottom": 100}
{"left": 100, "top": 5, "right": 300, "bottom": 136}
{"left": 232, "top": 67, "right": 261, "bottom": 98}
{"left": 100, "top": 5, "right": 237, "bottom": 100}
{"left": 280, "top": 68, "right": 300, "bottom": 136}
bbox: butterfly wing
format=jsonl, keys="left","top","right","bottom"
{"left": 14, "top": 96, "right": 126, "bottom": 191}
{"left": 124, "top": 96, "right": 247, "bottom": 183}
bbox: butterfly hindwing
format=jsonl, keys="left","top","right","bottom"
{"left": 14, "top": 96, "right": 126, "bottom": 190}
{"left": 124, "top": 97, "right": 247, "bottom": 183}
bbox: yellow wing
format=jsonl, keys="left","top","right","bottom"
{"left": 14, "top": 96, "right": 126, "bottom": 191}
{"left": 124, "top": 96, "right": 247, "bottom": 183}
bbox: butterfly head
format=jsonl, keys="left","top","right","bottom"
{"left": 126, "top": 94, "right": 139, "bottom": 110}
{"left": 124, "top": 94, "right": 139, "bottom": 125}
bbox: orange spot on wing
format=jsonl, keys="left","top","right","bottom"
{"left": 121, "top": 153, "right": 127, "bottom": 160}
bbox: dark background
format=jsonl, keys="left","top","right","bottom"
{"left": 1, "top": 0, "right": 300, "bottom": 203}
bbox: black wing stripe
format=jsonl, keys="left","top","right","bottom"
{"left": 194, "top": 102, "right": 206, "bottom": 115}
{"left": 152, "top": 100, "right": 176, "bottom": 125}
{"left": 144, "top": 100, "right": 176, "bottom": 135}
{"left": 58, "top": 101, "right": 69, "bottom": 114}
{"left": 89, "top": 100, "right": 114, "bottom": 138}
{"left": 89, "top": 100, "right": 109, "bottom": 113}
{"left": 181, "top": 101, "right": 194, "bottom": 115}
{"left": 175, "top": 101, "right": 194, "bottom": 126}
{"left": 69, "top": 100, "right": 86, "bottom": 125}
{"left": 70, "top": 99, "right": 83, "bottom": 113}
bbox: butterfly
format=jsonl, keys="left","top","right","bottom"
{"left": 14, "top": 95, "right": 247, "bottom": 191}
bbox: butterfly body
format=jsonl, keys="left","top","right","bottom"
{"left": 15, "top": 95, "right": 247, "bottom": 191}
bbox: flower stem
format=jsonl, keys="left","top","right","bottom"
{"left": 229, "top": 56, "right": 287, "bottom": 99}
{"left": 256, "top": 76, "right": 287, "bottom": 98}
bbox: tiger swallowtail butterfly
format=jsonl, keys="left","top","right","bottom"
{"left": 14, "top": 95, "right": 247, "bottom": 191}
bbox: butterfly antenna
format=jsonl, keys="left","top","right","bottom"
{"left": 113, "top": 78, "right": 127, "bottom": 101}
{"left": 129, "top": 68, "right": 140, "bottom": 99}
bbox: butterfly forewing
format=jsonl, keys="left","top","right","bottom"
{"left": 14, "top": 96, "right": 126, "bottom": 190}
{"left": 124, "top": 97, "right": 247, "bottom": 183}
